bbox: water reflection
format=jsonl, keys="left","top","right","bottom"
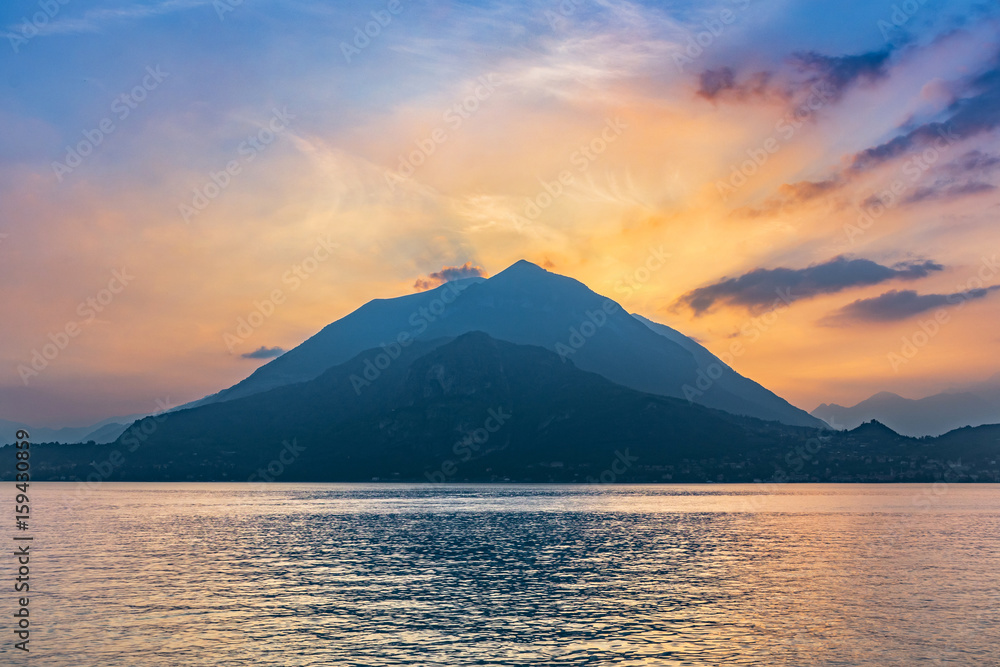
{"left": 14, "top": 484, "right": 1000, "bottom": 666}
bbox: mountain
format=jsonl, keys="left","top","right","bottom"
{"left": 631, "top": 314, "right": 816, "bottom": 427}
{"left": 95, "top": 332, "right": 778, "bottom": 481}
{"left": 79, "top": 421, "right": 132, "bottom": 444}
{"left": 186, "top": 260, "right": 822, "bottom": 427}
{"left": 812, "top": 380, "right": 1000, "bottom": 437}
{"left": 8, "top": 333, "right": 998, "bottom": 483}
{"left": 0, "top": 415, "right": 134, "bottom": 446}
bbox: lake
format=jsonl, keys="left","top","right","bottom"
{"left": 9, "top": 483, "right": 1000, "bottom": 665}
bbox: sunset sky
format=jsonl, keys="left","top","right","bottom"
{"left": 2, "top": 0, "right": 1000, "bottom": 426}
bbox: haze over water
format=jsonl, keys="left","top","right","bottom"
{"left": 13, "top": 483, "right": 1000, "bottom": 665}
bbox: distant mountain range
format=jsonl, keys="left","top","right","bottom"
{"left": 812, "top": 375, "right": 1000, "bottom": 437}
{"left": 0, "top": 415, "right": 135, "bottom": 447}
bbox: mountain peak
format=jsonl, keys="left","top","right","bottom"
{"left": 487, "top": 259, "right": 597, "bottom": 296}
{"left": 181, "top": 257, "right": 822, "bottom": 428}
{"left": 496, "top": 259, "right": 548, "bottom": 277}
{"left": 867, "top": 391, "right": 904, "bottom": 402}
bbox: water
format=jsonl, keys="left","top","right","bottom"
{"left": 8, "top": 483, "right": 999, "bottom": 665}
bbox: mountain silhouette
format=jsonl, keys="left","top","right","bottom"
{"left": 186, "top": 260, "right": 821, "bottom": 427}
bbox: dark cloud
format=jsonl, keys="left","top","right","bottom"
{"left": 851, "top": 122, "right": 958, "bottom": 172}
{"left": 821, "top": 286, "right": 1000, "bottom": 325}
{"left": 791, "top": 49, "right": 892, "bottom": 99}
{"left": 696, "top": 68, "right": 775, "bottom": 101}
{"left": 857, "top": 149, "right": 1000, "bottom": 207}
{"left": 903, "top": 180, "right": 996, "bottom": 205}
{"left": 697, "top": 67, "right": 736, "bottom": 99}
{"left": 675, "top": 256, "right": 943, "bottom": 316}
{"left": 413, "top": 262, "right": 487, "bottom": 292}
{"left": 698, "top": 48, "right": 891, "bottom": 104}
{"left": 849, "top": 153, "right": 999, "bottom": 210}
{"left": 944, "top": 150, "right": 1000, "bottom": 175}
{"left": 860, "top": 192, "right": 888, "bottom": 209}
{"left": 777, "top": 177, "right": 842, "bottom": 202}
{"left": 241, "top": 346, "right": 286, "bottom": 360}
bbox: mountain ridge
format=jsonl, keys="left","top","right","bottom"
{"left": 812, "top": 383, "right": 1000, "bottom": 436}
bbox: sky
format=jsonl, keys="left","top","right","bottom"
{"left": 2, "top": 0, "right": 1000, "bottom": 427}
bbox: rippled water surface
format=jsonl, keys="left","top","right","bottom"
{"left": 10, "top": 483, "right": 1000, "bottom": 665}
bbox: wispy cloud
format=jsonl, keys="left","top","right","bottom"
{"left": 903, "top": 180, "right": 996, "bottom": 204}
{"left": 4, "top": 0, "right": 210, "bottom": 38}
{"left": 943, "top": 149, "right": 1000, "bottom": 175}
{"left": 744, "top": 49, "right": 1000, "bottom": 213}
{"left": 851, "top": 55, "right": 1000, "bottom": 172}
